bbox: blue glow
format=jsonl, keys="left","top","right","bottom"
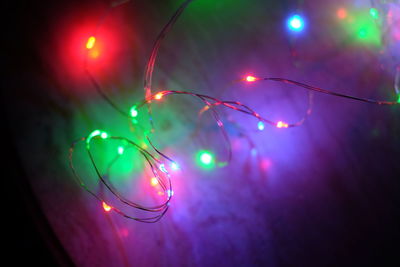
{"left": 287, "top": 15, "right": 305, "bottom": 32}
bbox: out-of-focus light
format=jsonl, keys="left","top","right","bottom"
{"left": 197, "top": 150, "right": 215, "bottom": 169}
{"left": 337, "top": 8, "right": 347, "bottom": 19}
{"left": 102, "top": 201, "right": 112, "bottom": 212}
{"left": 200, "top": 152, "right": 213, "bottom": 165}
{"left": 397, "top": 94, "right": 400, "bottom": 104}
{"left": 245, "top": 75, "right": 258, "bottom": 82}
{"left": 150, "top": 177, "right": 159, "bottom": 187}
{"left": 369, "top": 8, "right": 379, "bottom": 19}
{"left": 170, "top": 162, "right": 179, "bottom": 170}
{"left": 154, "top": 92, "right": 163, "bottom": 100}
{"left": 100, "top": 132, "right": 108, "bottom": 139}
{"left": 130, "top": 106, "right": 138, "bottom": 117}
{"left": 86, "top": 36, "right": 96, "bottom": 49}
{"left": 276, "top": 121, "right": 289, "bottom": 128}
{"left": 117, "top": 146, "right": 124, "bottom": 155}
{"left": 87, "top": 129, "right": 107, "bottom": 147}
{"left": 166, "top": 189, "right": 174, "bottom": 197}
{"left": 88, "top": 49, "right": 100, "bottom": 59}
{"left": 159, "top": 164, "right": 167, "bottom": 173}
{"left": 287, "top": 15, "right": 305, "bottom": 32}
{"left": 257, "top": 121, "right": 265, "bottom": 131}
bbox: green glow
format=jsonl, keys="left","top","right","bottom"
{"left": 197, "top": 150, "right": 215, "bottom": 169}
{"left": 369, "top": 8, "right": 379, "bottom": 19}
{"left": 358, "top": 28, "right": 367, "bottom": 38}
{"left": 86, "top": 129, "right": 101, "bottom": 147}
{"left": 117, "top": 146, "right": 124, "bottom": 155}
{"left": 340, "top": 10, "right": 381, "bottom": 46}
{"left": 130, "top": 106, "right": 138, "bottom": 117}
{"left": 397, "top": 94, "right": 400, "bottom": 104}
{"left": 89, "top": 129, "right": 101, "bottom": 139}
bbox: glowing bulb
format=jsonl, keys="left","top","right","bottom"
{"left": 170, "top": 162, "right": 179, "bottom": 170}
{"left": 100, "top": 132, "right": 108, "bottom": 139}
{"left": 102, "top": 202, "right": 112, "bottom": 212}
{"left": 167, "top": 189, "right": 174, "bottom": 197}
{"left": 159, "top": 164, "right": 167, "bottom": 173}
{"left": 117, "top": 146, "right": 124, "bottom": 155}
{"left": 154, "top": 93, "right": 163, "bottom": 100}
{"left": 288, "top": 15, "right": 305, "bottom": 32}
{"left": 397, "top": 94, "right": 400, "bottom": 104}
{"left": 369, "top": 8, "right": 379, "bottom": 19}
{"left": 198, "top": 151, "right": 214, "bottom": 168}
{"left": 257, "top": 121, "right": 265, "bottom": 131}
{"left": 86, "top": 129, "right": 101, "bottom": 147}
{"left": 245, "top": 75, "right": 257, "bottom": 82}
{"left": 86, "top": 36, "right": 96, "bottom": 49}
{"left": 276, "top": 121, "right": 289, "bottom": 128}
{"left": 150, "top": 177, "right": 159, "bottom": 187}
{"left": 130, "top": 106, "right": 138, "bottom": 117}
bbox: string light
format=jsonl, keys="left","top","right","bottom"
{"left": 70, "top": 0, "right": 399, "bottom": 223}
{"left": 69, "top": 131, "right": 174, "bottom": 223}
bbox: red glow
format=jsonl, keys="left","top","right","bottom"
{"left": 102, "top": 201, "right": 112, "bottom": 212}
{"left": 245, "top": 75, "right": 257, "bottom": 82}
{"left": 337, "top": 8, "right": 347, "bottom": 19}
{"left": 50, "top": 4, "right": 130, "bottom": 96}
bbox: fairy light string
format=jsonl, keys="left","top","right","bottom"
{"left": 71, "top": 0, "right": 399, "bottom": 222}
{"left": 69, "top": 130, "right": 173, "bottom": 223}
